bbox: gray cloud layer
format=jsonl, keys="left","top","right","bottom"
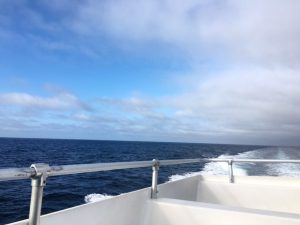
{"left": 71, "top": 0, "right": 300, "bottom": 64}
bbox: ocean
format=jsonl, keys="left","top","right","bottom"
{"left": 0, "top": 138, "right": 299, "bottom": 224}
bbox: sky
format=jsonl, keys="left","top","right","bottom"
{"left": 0, "top": 0, "right": 300, "bottom": 146}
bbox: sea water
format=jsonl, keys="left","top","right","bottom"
{"left": 0, "top": 138, "right": 299, "bottom": 224}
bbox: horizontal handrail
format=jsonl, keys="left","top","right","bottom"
{"left": 1, "top": 158, "right": 300, "bottom": 182}
{"left": 1, "top": 157, "right": 300, "bottom": 225}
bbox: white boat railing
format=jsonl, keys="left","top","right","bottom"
{"left": 0, "top": 158, "right": 300, "bottom": 225}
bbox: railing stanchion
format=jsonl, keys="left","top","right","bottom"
{"left": 228, "top": 159, "right": 234, "bottom": 183}
{"left": 151, "top": 159, "right": 160, "bottom": 199}
{"left": 28, "top": 164, "right": 50, "bottom": 225}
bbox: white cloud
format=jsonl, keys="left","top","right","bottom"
{"left": 0, "top": 92, "right": 90, "bottom": 111}
{"left": 1, "top": 84, "right": 300, "bottom": 145}
{"left": 3, "top": 0, "right": 300, "bottom": 64}
{"left": 159, "top": 68, "right": 300, "bottom": 144}
{"left": 1, "top": 1, "right": 300, "bottom": 145}
{"left": 71, "top": 0, "right": 300, "bottom": 65}
{"left": 68, "top": 0, "right": 300, "bottom": 144}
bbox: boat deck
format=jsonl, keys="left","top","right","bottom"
{"left": 8, "top": 175, "right": 300, "bottom": 225}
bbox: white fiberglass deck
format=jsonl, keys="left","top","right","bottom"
{"left": 9, "top": 175, "right": 300, "bottom": 225}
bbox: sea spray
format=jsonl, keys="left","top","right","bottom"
{"left": 84, "top": 193, "right": 114, "bottom": 203}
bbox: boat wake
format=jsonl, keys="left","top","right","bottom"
{"left": 85, "top": 146, "right": 300, "bottom": 203}
{"left": 169, "top": 146, "right": 300, "bottom": 181}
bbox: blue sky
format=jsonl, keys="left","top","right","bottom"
{"left": 1, "top": 0, "right": 300, "bottom": 145}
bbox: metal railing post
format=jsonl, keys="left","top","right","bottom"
{"left": 151, "top": 159, "right": 160, "bottom": 199}
{"left": 28, "top": 164, "right": 50, "bottom": 225}
{"left": 227, "top": 159, "right": 234, "bottom": 183}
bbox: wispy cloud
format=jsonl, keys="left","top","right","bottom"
{"left": 70, "top": 0, "right": 300, "bottom": 64}
{"left": 1, "top": 84, "right": 300, "bottom": 145}
{"left": 2, "top": 0, "right": 300, "bottom": 64}
{"left": 0, "top": 92, "right": 91, "bottom": 111}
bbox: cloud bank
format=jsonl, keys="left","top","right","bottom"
{"left": 71, "top": 0, "right": 300, "bottom": 64}
{"left": 1, "top": 0, "right": 300, "bottom": 145}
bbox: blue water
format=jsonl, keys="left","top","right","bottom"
{"left": 0, "top": 138, "right": 298, "bottom": 224}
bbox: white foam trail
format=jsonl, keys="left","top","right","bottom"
{"left": 265, "top": 149, "right": 300, "bottom": 177}
{"left": 201, "top": 154, "right": 248, "bottom": 176}
{"left": 84, "top": 193, "right": 114, "bottom": 203}
{"left": 267, "top": 162, "right": 300, "bottom": 177}
{"left": 169, "top": 147, "right": 300, "bottom": 181}
{"left": 168, "top": 154, "right": 248, "bottom": 182}
{"left": 86, "top": 147, "right": 300, "bottom": 201}
{"left": 169, "top": 172, "right": 202, "bottom": 182}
